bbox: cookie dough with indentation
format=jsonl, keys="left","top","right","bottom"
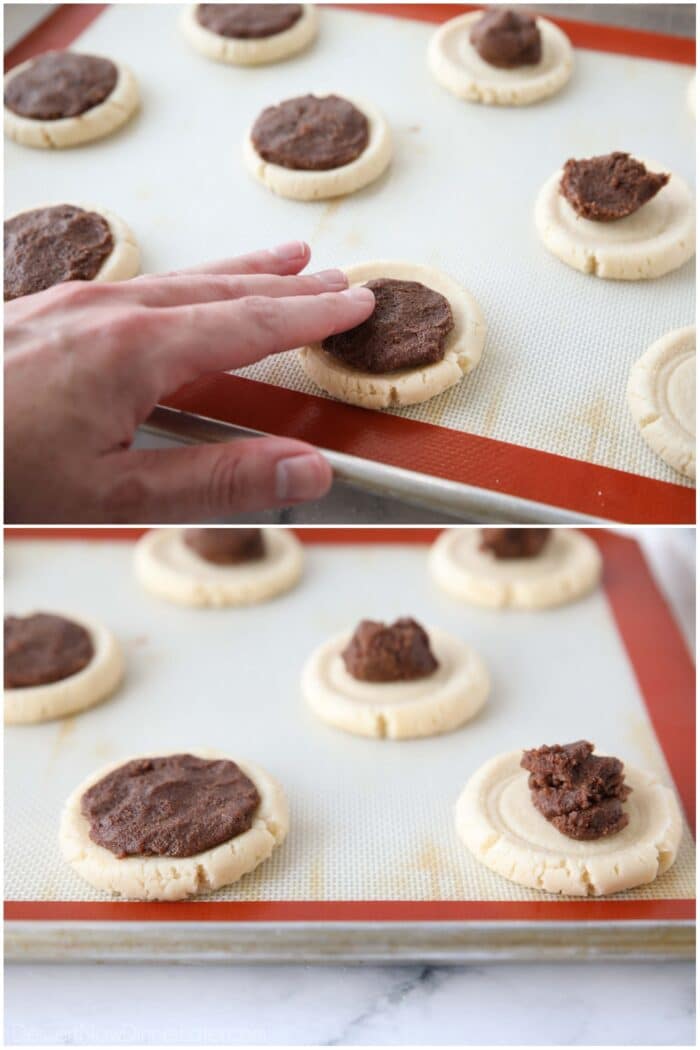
{"left": 4, "top": 611, "right": 124, "bottom": 725}
{"left": 627, "top": 325, "right": 695, "bottom": 481}
{"left": 59, "top": 749, "right": 289, "bottom": 900}
{"left": 429, "top": 528, "right": 601, "bottom": 610}
{"left": 4, "top": 51, "right": 139, "bottom": 149}
{"left": 134, "top": 528, "right": 303, "bottom": 607}
{"left": 535, "top": 161, "right": 695, "bottom": 279}
{"left": 181, "top": 4, "right": 318, "bottom": 66}
{"left": 427, "top": 10, "right": 572, "bottom": 106}
{"left": 244, "top": 93, "right": 392, "bottom": 201}
{"left": 302, "top": 625, "right": 490, "bottom": 739}
{"left": 455, "top": 749, "right": 682, "bottom": 895}
{"left": 299, "top": 260, "right": 485, "bottom": 408}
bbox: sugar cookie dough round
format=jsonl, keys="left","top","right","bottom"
{"left": 534, "top": 163, "right": 695, "bottom": 279}
{"left": 429, "top": 529, "right": 601, "bottom": 610}
{"left": 243, "top": 93, "right": 392, "bottom": 201}
{"left": 4, "top": 612, "right": 124, "bottom": 725}
{"left": 302, "top": 626, "right": 490, "bottom": 739}
{"left": 427, "top": 11, "right": 572, "bottom": 106}
{"left": 134, "top": 528, "right": 304, "bottom": 607}
{"left": 59, "top": 750, "right": 289, "bottom": 900}
{"left": 4, "top": 202, "right": 140, "bottom": 300}
{"left": 181, "top": 4, "right": 318, "bottom": 66}
{"left": 455, "top": 750, "right": 682, "bottom": 896}
{"left": 299, "top": 260, "right": 486, "bottom": 409}
{"left": 627, "top": 325, "right": 696, "bottom": 481}
{"left": 4, "top": 52, "right": 139, "bottom": 149}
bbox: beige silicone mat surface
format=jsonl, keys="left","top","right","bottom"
{"left": 4, "top": 535, "right": 694, "bottom": 903}
{"left": 3, "top": 5, "right": 695, "bottom": 488}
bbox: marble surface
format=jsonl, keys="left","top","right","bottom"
{"left": 4, "top": 529, "right": 695, "bottom": 1046}
{"left": 4, "top": 960, "right": 696, "bottom": 1045}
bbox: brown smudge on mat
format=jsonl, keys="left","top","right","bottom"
{"left": 311, "top": 197, "right": 346, "bottom": 241}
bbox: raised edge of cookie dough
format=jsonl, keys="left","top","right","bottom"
{"left": 302, "top": 623, "right": 490, "bottom": 739}
{"left": 534, "top": 159, "right": 696, "bottom": 280}
{"left": 4, "top": 52, "right": 139, "bottom": 149}
{"left": 4, "top": 202, "right": 140, "bottom": 301}
{"left": 427, "top": 10, "right": 572, "bottom": 106}
{"left": 4, "top": 611, "right": 124, "bottom": 725}
{"left": 428, "top": 528, "right": 601, "bottom": 610}
{"left": 455, "top": 748, "right": 683, "bottom": 896}
{"left": 59, "top": 750, "right": 289, "bottom": 900}
{"left": 299, "top": 260, "right": 486, "bottom": 408}
{"left": 133, "top": 528, "right": 304, "bottom": 607}
{"left": 243, "top": 93, "right": 392, "bottom": 201}
{"left": 627, "top": 325, "right": 696, "bottom": 482}
{"left": 181, "top": 4, "right": 318, "bottom": 65}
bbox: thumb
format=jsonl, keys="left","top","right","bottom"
{"left": 100, "top": 437, "right": 332, "bottom": 523}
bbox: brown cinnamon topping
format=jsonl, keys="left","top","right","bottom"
{"left": 560, "top": 153, "right": 670, "bottom": 222}
{"left": 196, "top": 4, "right": 303, "bottom": 39}
{"left": 322, "top": 278, "right": 454, "bottom": 373}
{"left": 184, "top": 529, "right": 265, "bottom": 565}
{"left": 4, "top": 51, "right": 118, "bottom": 120}
{"left": 5, "top": 613, "right": 94, "bottom": 688}
{"left": 81, "top": 754, "right": 261, "bottom": 858}
{"left": 469, "top": 8, "right": 541, "bottom": 69}
{"left": 480, "top": 529, "right": 550, "bottom": 560}
{"left": 521, "top": 740, "right": 631, "bottom": 840}
{"left": 342, "top": 617, "right": 438, "bottom": 683}
{"left": 251, "top": 94, "right": 369, "bottom": 171}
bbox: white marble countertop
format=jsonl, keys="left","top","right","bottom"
{"left": 4, "top": 529, "right": 695, "bottom": 1046}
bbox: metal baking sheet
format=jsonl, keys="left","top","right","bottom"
{"left": 4, "top": 528, "right": 695, "bottom": 961}
{"left": 3, "top": 4, "right": 695, "bottom": 524}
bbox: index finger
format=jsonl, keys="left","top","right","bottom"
{"left": 156, "top": 240, "right": 312, "bottom": 279}
{"left": 150, "top": 285, "right": 375, "bottom": 392}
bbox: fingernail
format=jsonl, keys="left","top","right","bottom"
{"left": 343, "top": 285, "right": 375, "bottom": 306}
{"left": 315, "top": 268, "right": 348, "bottom": 289}
{"left": 276, "top": 454, "right": 326, "bottom": 502}
{"left": 271, "top": 241, "right": 307, "bottom": 261}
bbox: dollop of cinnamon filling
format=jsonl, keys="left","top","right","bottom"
{"left": 342, "top": 617, "right": 438, "bottom": 683}
{"left": 521, "top": 740, "right": 631, "bottom": 841}
{"left": 469, "top": 7, "right": 542, "bottom": 69}
{"left": 184, "top": 528, "right": 265, "bottom": 565}
{"left": 479, "top": 528, "right": 550, "bottom": 560}
{"left": 559, "top": 153, "right": 670, "bottom": 222}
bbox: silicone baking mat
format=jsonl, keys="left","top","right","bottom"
{"left": 3, "top": 5, "right": 696, "bottom": 524}
{"left": 4, "top": 529, "right": 695, "bottom": 946}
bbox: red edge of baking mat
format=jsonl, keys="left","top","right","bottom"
{"left": 4, "top": 528, "right": 695, "bottom": 923}
{"left": 4, "top": 7, "right": 696, "bottom": 526}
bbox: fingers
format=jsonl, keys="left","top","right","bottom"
{"left": 150, "top": 285, "right": 376, "bottom": 391}
{"left": 121, "top": 269, "right": 348, "bottom": 308}
{"left": 100, "top": 437, "right": 333, "bottom": 522}
{"left": 161, "top": 240, "right": 311, "bottom": 278}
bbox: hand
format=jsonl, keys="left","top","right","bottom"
{"left": 4, "top": 241, "right": 375, "bottom": 523}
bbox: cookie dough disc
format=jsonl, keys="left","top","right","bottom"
{"left": 243, "top": 94, "right": 392, "bottom": 201}
{"left": 455, "top": 750, "right": 682, "bottom": 896}
{"left": 4, "top": 203, "right": 140, "bottom": 300}
{"left": 4, "top": 54, "right": 139, "bottom": 149}
{"left": 60, "top": 750, "right": 289, "bottom": 900}
{"left": 534, "top": 164, "right": 695, "bottom": 279}
{"left": 4, "top": 612, "right": 124, "bottom": 725}
{"left": 427, "top": 12, "right": 572, "bottom": 106}
{"left": 181, "top": 4, "right": 318, "bottom": 66}
{"left": 134, "top": 528, "right": 304, "bottom": 607}
{"left": 299, "top": 260, "right": 486, "bottom": 408}
{"left": 302, "top": 626, "right": 490, "bottom": 739}
{"left": 627, "top": 325, "right": 696, "bottom": 481}
{"left": 429, "top": 529, "right": 601, "bottom": 610}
